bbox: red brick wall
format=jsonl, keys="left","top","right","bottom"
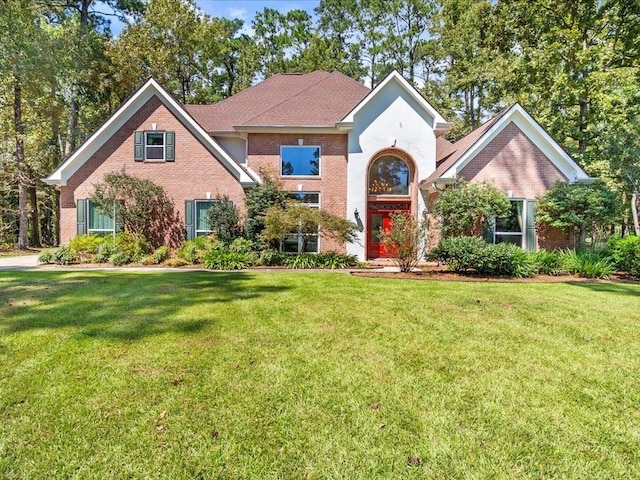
{"left": 247, "top": 133, "right": 349, "bottom": 252}
{"left": 440, "top": 122, "right": 574, "bottom": 250}
{"left": 459, "top": 122, "right": 567, "bottom": 199}
{"left": 60, "top": 95, "right": 246, "bottom": 246}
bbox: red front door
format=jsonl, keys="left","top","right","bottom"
{"left": 367, "top": 201, "right": 411, "bottom": 259}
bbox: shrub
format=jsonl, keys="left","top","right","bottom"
{"left": 228, "top": 237, "right": 254, "bottom": 255}
{"left": 315, "top": 251, "right": 358, "bottom": 269}
{"left": 607, "top": 235, "right": 640, "bottom": 276}
{"left": 433, "top": 180, "right": 511, "bottom": 238}
{"left": 206, "top": 195, "right": 242, "bottom": 244}
{"left": 203, "top": 248, "right": 253, "bottom": 270}
{"left": 177, "top": 236, "right": 212, "bottom": 264}
{"left": 151, "top": 246, "right": 170, "bottom": 264}
{"left": 380, "top": 212, "right": 428, "bottom": 273}
{"left": 532, "top": 249, "right": 566, "bottom": 276}
{"left": 256, "top": 249, "right": 287, "bottom": 266}
{"left": 95, "top": 242, "right": 116, "bottom": 263}
{"left": 69, "top": 235, "right": 106, "bottom": 262}
{"left": 432, "top": 236, "right": 536, "bottom": 278}
{"left": 284, "top": 253, "right": 319, "bottom": 269}
{"left": 113, "top": 232, "right": 150, "bottom": 262}
{"left": 560, "top": 250, "right": 615, "bottom": 279}
{"left": 109, "top": 251, "right": 130, "bottom": 266}
{"left": 38, "top": 250, "right": 55, "bottom": 264}
{"left": 46, "top": 245, "right": 76, "bottom": 265}
{"left": 164, "top": 257, "right": 189, "bottom": 267}
{"left": 431, "top": 236, "right": 488, "bottom": 272}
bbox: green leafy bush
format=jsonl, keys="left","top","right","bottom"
{"left": 206, "top": 195, "right": 242, "bottom": 244}
{"left": 607, "top": 235, "right": 640, "bottom": 276}
{"left": 532, "top": 249, "right": 566, "bottom": 276}
{"left": 152, "top": 246, "right": 170, "bottom": 264}
{"left": 177, "top": 236, "right": 212, "bottom": 264}
{"left": 256, "top": 249, "right": 287, "bottom": 266}
{"left": 560, "top": 250, "right": 614, "bottom": 279}
{"left": 284, "top": 253, "right": 319, "bottom": 269}
{"left": 95, "top": 242, "right": 116, "bottom": 263}
{"left": 68, "top": 235, "right": 106, "bottom": 262}
{"left": 432, "top": 237, "right": 536, "bottom": 278}
{"left": 109, "top": 251, "right": 130, "bottom": 266}
{"left": 112, "top": 232, "right": 150, "bottom": 262}
{"left": 431, "top": 237, "right": 488, "bottom": 271}
{"left": 52, "top": 245, "right": 76, "bottom": 265}
{"left": 315, "top": 251, "right": 357, "bottom": 269}
{"left": 38, "top": 250, "right": 55, "bottom": 264}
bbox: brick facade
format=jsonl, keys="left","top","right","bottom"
{"left": 247, "top": 133, "right": 349, "bottom": 253}
{"left": 60, "top": 95, "right": 246, "bottom": 246}
{"left": 459, "top": 122, "right": 567, "bottom": 199}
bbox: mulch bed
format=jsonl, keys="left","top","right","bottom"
{"left": 352, "top": 264, "right": 639, "bottom": 284}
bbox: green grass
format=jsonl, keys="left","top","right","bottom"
{"left": 1, "top": 271, "right": 639, "bottom": 479}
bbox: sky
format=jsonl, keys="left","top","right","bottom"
{"left": 102, "top": 0, "right": 319, "bottom": 36}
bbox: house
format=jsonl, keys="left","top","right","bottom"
{"left": 44, "top": 70, "right": 591, "bottom": 259}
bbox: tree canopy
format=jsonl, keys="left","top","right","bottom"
{"left": 1, "top": 0, "right": 639, "bottom": 248}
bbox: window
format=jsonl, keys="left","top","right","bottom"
{"left": 281, "top": 146, "right": 320, "bottom": 176}
{"left": 76, "top": 199, "right": 117, "bottom": 236}
{"left": 184, "top": 199, "right": 233, "bottom": 240}
{"left": 368, "top": 155, "right": 410, "bottom": 195}
{"left": 283, "top": 192, "right": 320, "bottom": 253}
{"left": 195, "top": 200, "right": 216, "bottom": 237}
{"left": 134, "top": 131, "right": 175, "bottom": 162}
{"left": 491, "top": 199, "right": 537, "bottom": 250}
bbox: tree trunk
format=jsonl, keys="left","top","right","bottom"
{"left": 631, "top": 190, "right": 639, "bottom": 235}
{"left": 28, "top": 184, "right": 41, "bottom": 247}
{"left": 14, "top": 70, "right": 29, "bottom": 250}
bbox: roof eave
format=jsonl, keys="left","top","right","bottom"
{"left": 233, "top": 125, "right": 342, "bottom": 134}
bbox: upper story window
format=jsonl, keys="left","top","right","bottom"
{"left": 134, "top": 131, "right": 175, "bottom": 162}
{"left": 368, "top": 155, "right": 410, "bottom": 195}
{"left": 281, "top": 146, "right": 320, "bottom": 177}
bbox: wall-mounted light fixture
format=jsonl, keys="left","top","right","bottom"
{"left": 507, "top": 190, "right": 514, "bottom": 198}
{"left": 151, "top": 123, "right": 157, "bottom": 131}
{"left": 354, "top": 208, "right": 364, "bottom": 232}
{"left": 298, "top": 138, "right": 304, "bottom": 146}
{"left": 205, "top": 192, "right": 211, "bottom": 199}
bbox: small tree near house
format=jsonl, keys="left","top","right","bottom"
{"left": 90, "top": 170, "right": 182, "bottom": 247}
{"left": 380, "top": 212, "right": 429, "bottom": 273}
{"left": 536, "top": 180, "right": 621, "bottom": 248}
{"left": 206, "top": 194, "right": 242, "bottom": 245}
{"left": 261, "top": 202, "right": 359, "bottom": 254}
{"left": 432, "top": 180, "right": 511, "bottom": 238}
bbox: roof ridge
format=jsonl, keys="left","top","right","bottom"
{"left": 239, "top": 71, "right": 335, "bottom": 125}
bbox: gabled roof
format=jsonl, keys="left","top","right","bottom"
{"left": 44, "top": 78, "right": 258, "bottom": 187}
{"left": 339, "top": 71, "right": 453, "bottom": 135}
{"left": 421, "top": 103, "right": 591, "bottom": 187}
{"left": 185, "top": 71, "right": 370, "bottom": 132}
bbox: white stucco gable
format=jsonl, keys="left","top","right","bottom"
{"left": 44, "top": 78, "right": 257, "bottom": 187}
{"left": 342, "top": 70, "right": 452, "bottom": 259}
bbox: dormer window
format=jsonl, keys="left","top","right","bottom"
{"left": 134, "top": 131, "right": 175, "bottom": 162}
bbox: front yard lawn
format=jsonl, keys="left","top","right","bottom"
{"left": 1, "top": 271, "right": 639, "bottom": 479}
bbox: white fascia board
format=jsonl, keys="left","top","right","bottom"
{"left": 233, "top": 125, "right": 340, "bottom": 134}
{"left": 340, "top": 70, "right": 450, "bottom": 129}
{"left": 441, "top": 104, "right": 591, "bottom": 182}
{"left": 45, "top": 78, "right": 255, "bottom": 186}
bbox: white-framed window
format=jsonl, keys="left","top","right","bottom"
{"left": 283, "top": 192, "right": 320, "bottom": 253}
{"left": 88, "top": 201, "right": 116, "bottom": 235}
{"left": 195, "top": 200, "right": 216, "bottom": 237}
{"left": 492, "top": 199, "right": 537, "bottom": 250}
{"left": 280, "top": 146, "right": 320, "bottom": 177}
{"left": 134, "top": 131, "right": 175, "bottom": 161}
{"left": 184, "top": 198, "right": 234, "bottom": 240}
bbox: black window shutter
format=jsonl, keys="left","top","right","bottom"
{"left": 77, "top": 199, "right": 86, "bottom": 235}
{"left": 134, "top": 131, "right": 144, "bottom": 161}
{"left": 185, "top": 200, "right": 194, "bottom": 240}
{"left": 165, "top": 131, "right": 175, "bottom": 161}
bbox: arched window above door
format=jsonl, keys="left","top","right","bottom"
{"left": 368, "top": 155, "right": 410, "bottom": 195}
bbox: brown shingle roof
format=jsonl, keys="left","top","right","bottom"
{"left": 184, "top": 71, "right": 370, "bottom": 132}
{"left": 421, "top": 107, "right": 512, "bottom": 186}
